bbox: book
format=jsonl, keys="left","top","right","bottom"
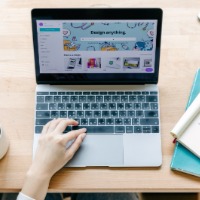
{"left": 170, "top": 93, "right": 200, "bottom": 158}
{"left": 171, "top": 68, "right": 200, "bottom": 177}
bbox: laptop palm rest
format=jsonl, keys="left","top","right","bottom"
{"left": 67, "top": 135, "right": 124, "bottom": 167}
{"left": 123, "top": 134, "right": 162, "bottom": 167}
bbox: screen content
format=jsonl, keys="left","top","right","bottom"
{"left": 36, "top": 20, "right": 157, "bottom": 74}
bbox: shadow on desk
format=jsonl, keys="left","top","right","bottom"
{"left": 0, "top": 193, "right": 198, "bottom": 200}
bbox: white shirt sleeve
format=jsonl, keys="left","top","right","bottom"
{"left": 16, "top": 192, "right": 36, "bottom": 200}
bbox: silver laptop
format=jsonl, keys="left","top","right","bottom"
{"left": 32, "top": 8, "right": 163, "bottom": 167}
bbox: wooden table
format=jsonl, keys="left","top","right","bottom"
{"left": 1, "top": 0, "right": 200, "bottom": 194}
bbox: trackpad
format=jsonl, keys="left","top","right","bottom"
{"left": 123, "top": 134, "right": 162, "bottom": 167}
{"left": 67, "top": 135, "right": 124, "bottom": 167}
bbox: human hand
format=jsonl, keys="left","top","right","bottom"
{"left": 20, "top": 118, "right": 86, "bottom": 200}
{"left": 30, "top": 118, "right": 86, "bottom": 179}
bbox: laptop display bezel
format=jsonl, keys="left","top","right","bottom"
{"left": 31, "top": 8, "right": 163, "bottom": 85}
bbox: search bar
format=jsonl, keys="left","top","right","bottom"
{"left": 81, "top": 37, "right": 136, "bottom": 41}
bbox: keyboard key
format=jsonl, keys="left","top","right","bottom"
{"left": 75, "top": 92, "right": 82, "bottom": 95}
{"left": 36, "top": 119, "right": 51, "bottom": 125}
{"left": 142, "top": 91, "right": 149, "bottom": 95}
{"left": 93, "top": 111, "right": 101, "bottom": 117}
{"left": 111, "top": 111, "right": 118, "bottom": 117}
{"left": 85, "top": 111, "right": 93, "bottom": 118}
{"left": 152, "top": 126, "right": 159, "bottom": 133}
{"left": 57, "top": 103, "right": 65, "bottom": 110}
{"left": 117, "top": 92, "right": 124, "bottom": 95}
{"left": 119, "top": 111, "right": 126, "bottom": 117}
{"left": 75, "top": 103, "right": 82, "bottom": 110}
{"left": 109, "top": 103, "right": 116, "bottom": 110}
{"left": 125, "top": 91, "right": 132, "bottom": 95}
{"left": 54, "top": 96, "right": 61, "bottom": 102}
{"left": 88, "top": 96, "right": 95, "bottom": 102}
{"left": 115, "top": 118, "right": 123, "bottom": 125}
{"left": 37, "top": 96, "right": 44, "bottom": 102}
{"left": 96, "top": 96, "right": 103, "bottom": 102}
{"left": 126, "top": 126, "right": 133, "bottom": 133}
{"left": 112, "top": 96, "right": 120, "bottom": 102}
{"left": 127, "top": 111, "right": 135, "bottom": 117}
{"left": 100, "top": 103, "right": 108, "bottom": 110}
{"left": 108, "top": 92, "right": 115, "bottom": 95}
{"left": 142, "top": 103, "right": 150, "bottom": 110}
{"left": 134, "top": 103, "right": 141, "bottom": 109}
{"left": 106, "top": 118, "right": 114, "bottom": 125}
{"left": 124, "top": 118, "right": 131, "bottom": 125}
{"left": 49, "top": 103, "right": 57, "bottom": 110}
{"left": 117, "top": 103, "right": 124, "bottom": 110}
{"left": 89, "top": 118, "right": 97, "bottom": 125}
{"left": 50, "top": 92, "right": 57, "bottom": 95}
{"left": 91, "top": 103, "right": 99, "bottom": 110}
{"left": 125, "top": 103, "right": 133, "bottom": 110}
{"left": 140, "top": 118, "right": 159, "bottom": 125}
{"left": 79, "top": 96, "right": 86, "bottom": 102}
{"left": 62, "top": 96, "right": 70, "bottom": 102}
{"left": 51, "top": 111, "right": 59, "bottom": 118}
{"left": 35, "top": 126, "right": 43, "bottom": 133}
{"left": 100, "top": 92, "right": 107, "bottom": 95}
{"left": 36, "top": 111, "right": 50, "bottom": 118}
{"left": 81, "top": 119, "right": 88, "bottom": 125}
{"left": 45, "top": 96, "right": 53, "bottom": 103}
{"left": 115, "top": 126, "right": 125, "bottom": 134}
{"left": 121, "top": 96, "right": 128, "bottom": 102}
{"left": 72, "top": 126, "right": 114, "bottom": 134}
{"left": 77, "top": 111, "right": 84, "bottom": 118}
{"left": 145, "top": 111, "right": 158, "bottom": 117}
{"left": 91, "top": 92, "right": 99, "bottom": 95}
{"left": 138, "top": 95, "right": 145, "bottom": 102}
{"left": 60, "top": 111, "right": 68, "bottom": 118}
{"left": 71, "top": 96, "right": 78, "bottom": 102}
{"left": 143, "top": 126, "right": 151, "bottom": 133}
{"left": 136, "top": 110, "right": 144, "bottom": 117}
{"left": 66, "top": 92, "right": 74, "bottom": 95}
{"left": 58, "top": 92, "right": 65, "bottom": 95}
{"left": 129, "top": 96, "right": 137, "bottom": 102}
{"left": 150, "top": 91, "right": 158, "bottom": 95}
{"left": 104, "top": 96, "right": 111, "bottom": 102}
{"left": 134, "top": 126, "right": 142, "bottom": 133}
{"left": 37, "top": 92, "right": 49, "bottom": 95}
{"left": 98, "top": 118, "right": 105, "bottom": 125}
{"left": 102, "top": 111, "right": 110, "bottom": 117}
{"left": 83, "top": 92, "right": 90, "bottom": 95}
{"left": 146, "top": 96, "right": 158, "bottom": 102}
{"left": 66, "top": 103, "right": 74, "bottom": 110}
{"left": 68, "top": 111, "right": 76, "bottom": 118}
{"left": 36, "top": 103, "right": 48, "bottom": 110}
{"left": 83, "top": 103, "right": 90, "bottom": 110}
{"left": 151, "top": 103, "right": 158, "bottom": 110}
{"left": 132, "top": 118, "right": 140, "bottom": 125}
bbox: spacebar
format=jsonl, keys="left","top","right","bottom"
{"left": 72, "top": 126, "right": 114, "bottom": 134}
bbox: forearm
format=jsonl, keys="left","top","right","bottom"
{"left": 21, "top": 167, "right": 51, "bottom": 200}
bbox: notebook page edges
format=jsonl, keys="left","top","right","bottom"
{"left": 170, "top": 93, "right": 200, "bottom": 139}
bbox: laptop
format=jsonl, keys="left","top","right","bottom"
{"left": 31, "top": 8, "right": 163, "bottom": 167}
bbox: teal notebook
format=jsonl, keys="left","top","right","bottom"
{"left": 170, "top": 68, "right": 200, "bottom": 177}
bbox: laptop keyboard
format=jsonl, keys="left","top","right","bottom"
{"left": 35, "top": 91, "right": 159, "bottom": 134}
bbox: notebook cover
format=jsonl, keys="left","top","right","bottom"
{"left": 170, "top": 68, "right": 200, "bottom": 177}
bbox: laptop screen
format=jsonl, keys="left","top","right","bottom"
{"left": 32, "top": 8, "right": 162, "bottom": 84}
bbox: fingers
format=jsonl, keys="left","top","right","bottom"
{"left": 62, "top": 128, "right": 87, "bottom": 144}
{"left": 47, "top": 118, "right": 64, "bottom": 133}
{"left": 65, "top": 133, "right": 86, "bottom": 160}
{"left": 42, "top": 118, "right": 79, "bottom": 134}
{"left": 54, "top": 119, "right": 78, "bottom": 133}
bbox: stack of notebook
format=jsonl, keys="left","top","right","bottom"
{"left": 170, "top": 68, "right": 200, "bottom": 177}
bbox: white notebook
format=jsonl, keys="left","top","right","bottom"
{"left": 171, "top": 93, "right": 200, "bottom": 158}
